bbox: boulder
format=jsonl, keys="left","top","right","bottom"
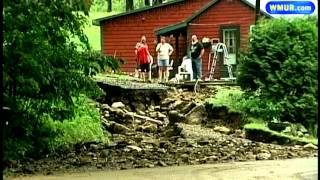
{"left": 149, "top": 112, "right": 158, "bottom": 119}
{"left": 157, "top": 112, "right": 167, "bottom": 120}
{"left": 184, "top": 104, "right": 207, "bottom": 124}
{"left": 303, "top": 143, "right": 318, "bottom": 150}
{"left": 141, "top": 124, "right": 158, "bottom": 133}
{"left": 168, "top": 100, "right": 184, "bottom": 110}
{"left": 168, "top": 110, "right": 185, "bottom": 123}
{"left": 154, "top": 106, "right": 161, "bottom": 111}
{"left": 214, "top": 126, "right": 231, "bottom": 135}
{"left": 113, "top": 122, "right": 132, "bottom": 134}
{"left": 136, "top": 110, "right": 146, "bottom": 116}
{"left": 180, "top": 102, "right": 197, "bottom": 114}
{"left": 161, "top": 98, "right": 176, "bottom": 106}
{"left": 256, "top": 152, "right": 271, "bottom": 160}
{"left": 126, "top": 145, "right": 142, "bottom": 152}
{"left": 132, "top": 102, "right": 146, "bottom": 112}
{"left": 101, "top": 104, "right": 111, "bottom": 110}
{"left": 111, "top": 102, "right": 125, "bottom": 109}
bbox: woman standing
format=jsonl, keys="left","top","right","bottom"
{"left": 156, "top": 36, "right": 173, "bottom": 82}
{"left": 135, "top": 35, "right": 152, "bottom": 82}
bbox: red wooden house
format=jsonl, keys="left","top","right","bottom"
{"left": 93, "top": 0, "right": 270, "bottom": 79}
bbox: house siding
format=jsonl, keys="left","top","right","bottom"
{"left": 102, "top": 0, "right": 211, "bottom": 72}
{"left": 188, "top": 0, "right": 256, "bottom": 78}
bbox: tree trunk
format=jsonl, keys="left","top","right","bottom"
{"left": 107, "top": 0, "right": 112, "bottom": 12}
{"left": 126, "top": 0, "right": 134, "bottom": 11}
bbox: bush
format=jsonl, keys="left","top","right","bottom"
{"left": 207, "top": 87, "right": 279, "bottom": 120}
{"left": 3, "top": 1, "right": 118, "bottom": 161}
{"left": 236, "top": 17, "right": 318, "bottom": 131}
{"left": 4, "top": 95, "right": 107, "bottom": 160}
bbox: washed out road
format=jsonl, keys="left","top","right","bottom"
{"left": 9, "top": 158, "right": 317, "bottom": 180}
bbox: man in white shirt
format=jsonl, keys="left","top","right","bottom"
{"left": 156, "top": 36, "right": 173, "bottom": 82}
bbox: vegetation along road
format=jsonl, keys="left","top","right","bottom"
{"left": 10, "top": 158, "right": 317, "bottom": 180}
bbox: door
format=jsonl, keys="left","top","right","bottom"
{"left": 220, "top": 25, "right": 240, "bottom": 78}
{"left": 221, "top": 26, "right": 239, "bottom": 65}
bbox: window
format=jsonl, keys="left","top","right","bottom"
{"left": 223, "top": 29, "right": 238, "bottom": 65}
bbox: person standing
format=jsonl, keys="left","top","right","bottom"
{"left": 190, "top": 35, "right": 204, "bottom": 80}
{"left": 156, "top": 36, "right": 173, "bottom": 82}
{"left": 135, "top": 35, "right": 152, "bottom": 82}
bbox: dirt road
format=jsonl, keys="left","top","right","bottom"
{"left": 9, "top": 158, "right": 317, "bottom": 180}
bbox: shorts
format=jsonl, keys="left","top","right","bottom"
{"left": 158, "top": 59, "right": 169, "bottom": 67}
{"left": 139, "top": 63, "right": 150, "bottom": 72}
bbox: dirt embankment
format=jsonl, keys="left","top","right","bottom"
{"left": 5, "top": 86, "right": 318, "bottom": 177}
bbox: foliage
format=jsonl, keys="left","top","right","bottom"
{"left": 48, "top": 95, "right": 109, "bottom": 151}
{"left": 236, "top": 16, "right": 318, "bottom": 130}
{"left": 206, "top": 87, "right": 244, "bottom": 113}
{"left": 244, "top": 122, "right": 317, "bottom": 145}
{"left": 4, "top": 96, "right": 108, "bottom": 160}
{"left": 3, "top": 0, "right": 118, "bottom": 160}
{"left": 90, "top": 0, "right": 176, "bottom": 12}
{"left": 207, "top": 87, "right": 278, "bottom": 119}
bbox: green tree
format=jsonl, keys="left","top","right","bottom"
{"left": 3, "top": 0, "right": 120, "bottom": 159}
{"left": 237, "top": 17, "right": 318, "bottom": 133}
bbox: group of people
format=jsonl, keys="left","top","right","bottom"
{"left": 135, "top": 34, "right": 204, "bottom": 82}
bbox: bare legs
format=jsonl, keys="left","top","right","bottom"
{"left": 158, "top": 67, "right": 168, "bottom": 82}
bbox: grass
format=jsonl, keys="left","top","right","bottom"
{"left": 84, "top": 11, "right": 121, "bottom": 51}
{"left": 206, "top": 86, "right": 245, "bottom": 113}
{"left": 244, "top": 122, "right": 318, "bottom": 145}
{"left": 47, "top": 95, "right": 110, "bottom": 151}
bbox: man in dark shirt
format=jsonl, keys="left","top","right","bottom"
{"left": 190, "top": 35, "right": 204, "bottom": 80}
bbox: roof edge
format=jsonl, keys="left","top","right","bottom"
{"left": 93, "top": 0, "right": 184, "bottom": 26}
{"left": 240, "top": 0, "right": 273, "bottom": 18}
{"left": 154, "top": 22, "right": 187, "bottom": 35}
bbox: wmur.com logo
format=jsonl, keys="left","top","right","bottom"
{"left": 266, "top": 1, "right": 316, "bottom": 14}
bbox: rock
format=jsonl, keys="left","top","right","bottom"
{"left": 158, "top": 161, "right": 167, "bottom": 167}
{"left": 184, "top": 104, "right": 207, "bottom": 124}
{"left": 149, "top": 112, "right": 158, "bottom": 118}
{"left": 180, "top": 102, "right": 197, "bottom": 114}
{"left": 113, "top": 123, "right": 132, "bottom": 134}
{"left": 136, "top": 110, "right": 146, "bottom": 116}
{"left": 161, "top": 106, "right": 169, "bottom": 111}
{"left": 141, "top": 124, "right": 158, "bottom": 133}
{"left": 146, "top": 163, "right": 155, "bottom": 168}
{"left": 303, "top": 143, "right": 318, "bottom": 150}
{"left": 157, "top": 112, "right": 167, "bottom": 120}
{"left": 213, "top": 126, "right": 231, "bottom": 134}
{"left": 79, "top": 157, "right": 92, "bottom": 165}
{"left": 111, "top": 102, "right": 125, "bottom": 109}
{"left": 168, "top": 110, "right": 181, "bottom": 123}
{"left": 256, "top": 153, "right": 271, "bottom": 160}
{"left": 132, "top": 102, "right": 145, "bottom": 112}
{"left": 101, "top": 104, "right": 111, "bottom": 110}
{"left": 168, "top": 100, "right": 184, "bottom": 110}
{"left": 96, "top": 163, "right": 103, "bottom": 169}
{"left": 161, "top": 98, "right": 176, "bottom": 106}
{"left": 247, "top": 152, "right": 256, "bottom": 160}
{"left": 89, "top": 144, "right": 99, "bottom": 151}
{"left": 197, "top": 139, "right": 210, "bottom": 146}
{"left": 127, "top": 145, "right": 142, "bottom": 152}
{"left": 100, "top": 150, "right": 109, "bottom": 158}
{"left": 154, "top": 106, "right": 161, "bottom": 111}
